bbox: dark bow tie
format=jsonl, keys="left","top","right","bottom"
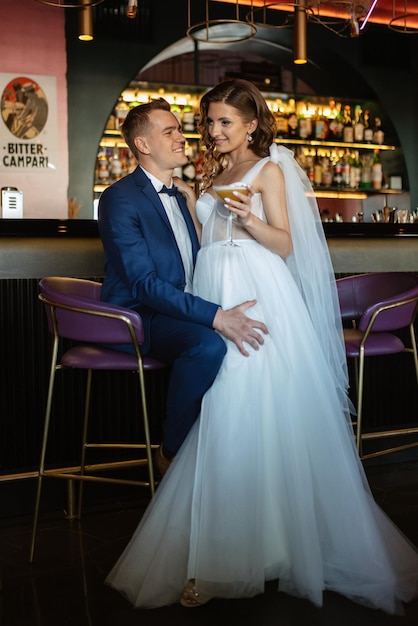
{"left": 159, "top": 185, "right": 178, "bottom": 197}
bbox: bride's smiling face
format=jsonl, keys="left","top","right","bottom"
{"left": 207, "top": 102, "right": 257, "bottom": 154}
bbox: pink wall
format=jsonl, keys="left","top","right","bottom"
{"left": 0, "top": 0, "right": 68, "bottom": 218}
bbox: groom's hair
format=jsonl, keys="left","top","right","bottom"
{"left": 122, "top": 98, "right": 171, "bottom": 159}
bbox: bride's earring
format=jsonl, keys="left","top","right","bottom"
{"left": 247, "top": 133, "right": 253, "bottom": 143}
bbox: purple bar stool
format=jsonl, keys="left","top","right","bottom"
{"left": 336, "top": 272, "right": 418, "bottom": 460}
{"left": 30, "top": 277, "right": 166, "bottom": 562}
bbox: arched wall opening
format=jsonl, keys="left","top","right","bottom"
{"left": 66, "top": 15, "right": 408, "bottom": 218}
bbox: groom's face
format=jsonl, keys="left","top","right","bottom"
{"left": 134, "top": 109, "right": 188, "bottom": 171}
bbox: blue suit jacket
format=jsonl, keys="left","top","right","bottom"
{"left": 98, "top": 166, "right": 219, "bottom": 353}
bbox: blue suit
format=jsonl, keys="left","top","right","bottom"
{"left": 98, "top": 166, "right": 226, "bottom": 455}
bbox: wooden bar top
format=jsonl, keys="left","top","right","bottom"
{"left": 1, "top": 220, "right": 417, "bottom": 277}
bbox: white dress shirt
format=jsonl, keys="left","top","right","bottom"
{"left": 141, "top": 167, "right": 194, "bottom": 292}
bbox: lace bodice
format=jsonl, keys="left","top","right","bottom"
{"left": 196, "top": 157, "right": 270, "bottom": 247}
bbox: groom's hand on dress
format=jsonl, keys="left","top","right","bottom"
{"left": 212, "top": 300, "right": 268, "bottom": 357}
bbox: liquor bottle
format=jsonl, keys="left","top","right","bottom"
{"left": 119, "top": 148, "right": 129, "bottom": 178}
{"left": 182, "top": 161, "right": 196, "bottom": 184}
{"left": 105, "top": 112, "right": 116, "bottom": 131}
{"left": 171, "top": 97, "right": 182, "bottom": 125}
{"left": 322, "top": 157, "right": 333, "bottom": 187}
{"left": 348, "top": 151, "right": 361, "bottom": 188}
{"left": 114, "top": 97, "right": 130, "bottom": 130}
{"left": 182, "top": 142, "right": 196, "bottom": 184}
{"left": 287, "top": 114, "right": 298, "bottom": 138}
{"left": 194, "top": 150, "right": 205, "bottom": 191}
{"left": 334, "top": 103, "right": 344, "bottom": 140}
{"left": 342, "top": 105, "right": 354, "bottom": 143}
{"left": 360, "top": 153, "right": 372, "bottom": 188}
{"left": 182, "top": 101, "right": 195, "bottom": 133}
{"left": 297, "top": 101, "right": 312, "bottom": 140}
{"left": 341, "top": 151, "right": 351, "bottom": 187}
{"left": 327, "top": 100, "right": 340, "bottom": 139}
{"left": 287, "top": 99, "right": 298, "bottom": 138}
{"left": 194, "top": 111, "right": 201, "bottom": 133}
{"left": 96, "top": 149, "right": 110, "bottom": 184}
{"left": 305, "top": 153, "right": 314, "bottom": 183}
{"left": 314, "top": 154, "right": 323, "bottom": 187}
{"left": 275, "top": 110, "right": 288, "bottom": 139}
{"left": 294, "top": 146, "right": 306, "bottom": 170}
{"left": 363, "top": 110, "right": 374, "bottom": 143}
{"left": 353, "top": 105, "right": 364, "bottom": 142}
{"left": 109, "top": 148, "right": 122, "bottom": 182}
{"left": 373, "top": 117, "right": 385, "bottom": 144}
{"left": 275, "top": 100, "right": 288, "bottom": 138}
{"left": 128, "top": 150, "right": 137, "bottom": 174}
{"left": 333, "top": 157, "right": 343, "bottom": 188}
{"left": 371, "top": 149, "right": 383, "bottom": 189}
{"left": 314, "top": 107, "right": 328, "bottom": 140}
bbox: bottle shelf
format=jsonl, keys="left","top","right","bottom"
{"left": 99, "top": 132, "right": 395, "bottom": 152}
{"left": 94, "top": 184, "right": 404, "bottom": 197}
{"left": 275, "top": 138, "right": 395, "bottom": 151}
{"left": 95, "top": 136, "right": 401, "bottom": 197}
{"left": 313, "top": 187, "right": 404, "bottom": 200}
{"left": 100, "top": 137, "right": 127, "bottom": 148}
{"left": 95, "top": 84, "right": 403, "bottom": 203}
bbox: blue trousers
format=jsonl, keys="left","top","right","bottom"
{"left": 146, "top": 314, "right": 227, "bottom": 456}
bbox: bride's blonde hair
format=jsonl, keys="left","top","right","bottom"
{"left": 198, "top": 79, "right": 277, "bottom": 192}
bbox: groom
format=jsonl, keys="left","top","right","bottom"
{"left": 98, "top": 98, "right": 267, "bottom": 476}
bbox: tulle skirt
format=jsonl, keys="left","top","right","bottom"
{"left": 106, "top": 240, "right": 418, "bottom": 614}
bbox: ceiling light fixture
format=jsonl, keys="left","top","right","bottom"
{"left": 79, "top": 0, "right": 94, "bottom": 41}
{"left": 294, "top": 0, "right": 308, "bottom": 63}
{"left": 389, "top": 0, "right": 418, "bottom": 32}
{"left": 350, "top": 8, "right": 360, "bottom": 35}
{"left": 34, "top": 0, "right": 103, "bottom": 6}
{"left": 246, "top": 1, "right": 300, "bottom": 29}
{"left": 35, "top": 0, "right": 105, "bottom": 41}
{"left": 187, "top": 0, "right": 257, "bottom": 43}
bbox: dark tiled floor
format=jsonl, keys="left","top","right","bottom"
{"left": 1, "top": 460, "right": 418, "bottom": 626}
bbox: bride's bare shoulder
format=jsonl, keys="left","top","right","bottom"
{"left": 255, "top": 159, "right": 285, "bottom": 186}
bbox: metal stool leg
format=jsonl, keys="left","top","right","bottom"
{"left": 410, "top": 323, "right": 418, "bottom": 386}
{"left": 137, "top": 367, "right": 156, "bottom": 496}
{"left": 356, "top": 347, "right": 366, "bottom": 458}
{"left": 76, "top": 369, "right": 93, "bottom": 519}
{"left": 30, "top": 336, "right": 59, "bottom": 563}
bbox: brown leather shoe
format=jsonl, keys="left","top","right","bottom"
{"left": 154, "top": 444, "right": 172, "bottom": 477}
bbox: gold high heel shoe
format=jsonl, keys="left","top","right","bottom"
{"left": 180, "top": 579, "right": 212, "bottom": 608}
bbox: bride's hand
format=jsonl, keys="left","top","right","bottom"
{"left": 173, "top": 175, "right": 201, "bottom": 239}
{"left": 224, "top": 185, "right": 254, "bottom": 226}
{"left": 173, "top": 176, "right": 196, "bottom": 203}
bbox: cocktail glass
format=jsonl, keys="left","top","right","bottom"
{"left": 213, "top": 184, "right": 249, "bottom": 246}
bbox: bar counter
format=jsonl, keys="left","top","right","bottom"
{"left": 1, "top": 219, "right": 417, "bottom": 279}
{"left": 324, "top": 222, "right": 418, "bottom": 273}
{"left": 1, "top": 220, "right": 417, "bottom": 505}
{"left": 0, "top": 219, "right": 104, "bottom": 279}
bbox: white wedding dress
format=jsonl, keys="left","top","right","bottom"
{"left": 106, "top": 145, "right": 418, "bottom": 614}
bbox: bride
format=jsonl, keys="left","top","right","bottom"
{"left": 106, "top": 79, "right": 418, "bottom": 614}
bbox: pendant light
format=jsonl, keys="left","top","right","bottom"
{"left": 35, "top": 0, "right": 103, "bottom": 6}
{"left": 79, "top": 0, "right": 94, "bottom": 41}
{"left": 34, "top": 0, "right": 104, "bottom": 41}
{"left": 187, "top": 0, "right": 257, "bottom": 44}
{"left": 294, "top": 0, "right": 307, "bottom": 64}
